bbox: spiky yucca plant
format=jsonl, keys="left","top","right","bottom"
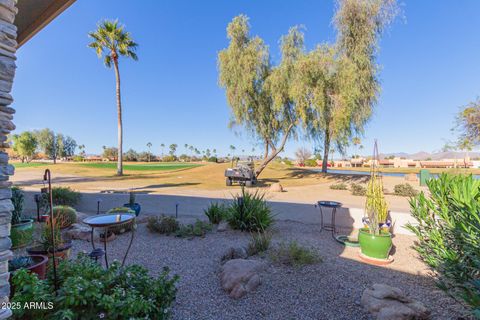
{"left": 364, "top": 141, "right": 388, "bottom": 235}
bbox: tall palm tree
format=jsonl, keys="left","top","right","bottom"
{"left": 88, "top": 20, "right": 138, "bottom": 175}
{"left": 146, "top": 142, "right": 152, "bottom": 162}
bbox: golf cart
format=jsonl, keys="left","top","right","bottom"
{"left": 225, "top": 157, "right": 257, "bottom": 187}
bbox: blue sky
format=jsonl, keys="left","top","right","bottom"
{"left": 12, "top": 0, "right": 480, "bottom": 158}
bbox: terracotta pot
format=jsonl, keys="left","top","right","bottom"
{"left": 26, "top": 241, "right": 72, "bottom": 267}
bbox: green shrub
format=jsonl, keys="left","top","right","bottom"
{"left": 207, "top": 156, "right": 218, "bottom": 163}
{"left": 52, "top": 205, "right": 77, "bottom": 228}
{"left": 270, "top": 241, "right": 321, "bottom": 267}
{"left": 350, "top": 183, "right": 366, "bottom": 196}
{"left": 329, "top": 183, "right": 348, "bottom": 190}
{"left": 11, "top": 254, "right": 178, "bottom": 320}
{"left": 147, "top": 215, "right": 179, "bottom": 235}
{"left": 226, "top": 187, "right": 274, "bottom": 232}
{"left": 175, "top": 220, "right": 212, "bottom": 238}
{"left": 161, "top": 155, "right": 177, "bottom": 162}
{"left": 204, "top": 202, "right": 227, "bottom": 224}
{"left": 283, "top": 159, "right": 293, "bottom": 166}
{"left": 51, "top": 187, "right": 81, "bottom": 206}
{"left": 393, "top": 183, "right": 419, "bottom": 197}
{"left": 40, "top": 187, "right": 82, "bottom": 213}
{"left": 407, "top": 174, "right": 480, "bottom": 317}
{"left": 11, "top": 186, "right": 24, "bottom": 225}
{"left": 247, "top": 231, "right": 272, "bottom": 256}
{"left": 72, "top": 155, "right": 84, "bottom": 162}
{"left": 304, "top": 159, "right": 318, "bottom": 167}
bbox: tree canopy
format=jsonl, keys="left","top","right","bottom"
{"left": 218, "top": 16, "right": 303, "bottom": 176}
{"left": 11, "top": 131, "right": 37, "bottom": 162}
{"left": 218, "top": 2, "right": 397, "bottom": 175}
{"left": 456, "top": 98, "right": 480, "bottom": 148}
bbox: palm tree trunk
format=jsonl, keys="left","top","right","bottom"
{"left": 113, "top": 58, "right": 123, "bottom": 176}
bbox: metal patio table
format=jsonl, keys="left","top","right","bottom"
{"left": 83, "top": 213, "right": 136, "bottom": 268}
{"left": 316, "top": 201, "right": 343, "bottom": 238}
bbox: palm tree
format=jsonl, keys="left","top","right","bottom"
{"left": 160, "top": 143, "right": 165, "bottom": 157}
{"left": 88, "top": 20, "right": 138, "bottom": 176}
{"left": 146, "top": 142, "right": 152, "bottom": 162}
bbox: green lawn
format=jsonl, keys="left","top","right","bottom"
{"left": 12, "top": 162, "right": 50, "bottom": 168}
{"left": 78, "top": 162, "right": 202, "bottom": 171}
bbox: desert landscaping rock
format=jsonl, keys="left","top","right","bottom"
{"left": 217, "top": 221, "right": 230, "bottom": 232}
{"left": 269, "top": 182, "right": 284, "bottom": 192}
{"left": 220, "top": 258, "right": 267, "bottom": 299}
{"left": 64, "top": 223, "right": 95, "bottom": 241}
{"left": 361, "top": 283, "right": 430, "bottom": 320}
{"left": 221, "top": 246, "right": 248, "bottom": 262}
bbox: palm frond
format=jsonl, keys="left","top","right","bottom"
{"left": 88, "top": 19, "right": 139, "bottom": 67}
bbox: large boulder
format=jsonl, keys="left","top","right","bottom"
{"left": 64, "top": 223, "right": 94, "bottom": 241}
{"left": 220, "top": 259, "right": 267, "bottom": 299}
{"left": 269, "top": 183, "right": 284, "bottom": 192}
{"left": 361, "top": 284, "right": 430, "bottom": 320}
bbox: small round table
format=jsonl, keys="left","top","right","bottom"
{"left": 316, "top": 201, "right": 343, "bottom": 238}
{"left": 83, "top": 213, "right": 136, "bottom": 268}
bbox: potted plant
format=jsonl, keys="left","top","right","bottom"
{"left": 27, "top": 216, "right": 72, "bottom": 264}
{"left": 10, "top": 187, "right": 34, "bottom": 249}
{"left": 123, "top": 191, "right": 141, "bottom": 216}
{"left": 9, "top": 255, "right": 48, "bottom": 280}
{"left": 358, "top": 142, "right": 392, "bottom": 262}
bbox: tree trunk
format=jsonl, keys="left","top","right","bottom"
{"left": 321, "top": 128, "right": 330, "bottom": 173}
{"left": 113, "top": 57, "right": 123, "bottom": 176}
{"left": 255, "top": 124, "right": 294, "bottom": 177}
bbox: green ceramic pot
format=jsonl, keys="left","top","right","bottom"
{"left": 11, "top": 219, "right": 34, "bottom": 249}
{"left": 358, "top": 228, "right": 392, "bottom": 259}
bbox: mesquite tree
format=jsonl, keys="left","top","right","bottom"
{"left": 218, "top": 16, "right": 302, "bottom": 177}
{"left": 293, "top": 0, "right": 398, "bottom": 173}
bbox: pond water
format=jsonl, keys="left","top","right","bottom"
{"left": 314, "top": 169, "right": 480, "bottom": 180}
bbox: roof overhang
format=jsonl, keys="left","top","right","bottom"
{"left": 15, "top": 0, "right": 76, "bottom": 48}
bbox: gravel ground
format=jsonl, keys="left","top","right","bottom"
{"left": 70, "top": 218, "right": 470, "bottom": 320}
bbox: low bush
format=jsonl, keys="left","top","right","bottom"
{"left": 270, "top": 241, "right": 321, "bottom": 267}
{"left": 304, "top": 159, "right": 318, "bottom": 167}
{"left": 407, "top": 174, "right": 480, "bottom": 317}
{"left": 204, "top": 202, "right": 227, "bottom": 224}
{"left": 72, "top": 155, "right": 84, "bottom": 162}
{"left": 350, "top": 183, "right": 366, "bottom": 196}
{"left": 147, "top": 215, "right": 179, "bottom": 235}
{"left": 161, "top": 155, "right": 177, "bottom": 162}
{"left": 207, "top": 156, "right": 218, "bottom": 163}
{"left": 393, "top": 183, "right": 419, "bottom": 197}
{"left": 227, "top": 187, "right": 274, "bottom": 232}
{"left": 175, "top": 220, "right": 212, "bottom": 238}
{"left": 283, "top": 159, "right": 293, "bottom": 166}
{"left": 247, "top": 231, "right": 272, "bottom": 256}
{"left": 329, "top": 183, "right": 348, "bottom": 190}
{"left": 11, "top": 254, "right": 178, "bottom": 320}
{"left": 52, "top": 205, "right": 77, "bottom": 228}
{"left": 51, "top": 187, "right": 81, "bottom": 206}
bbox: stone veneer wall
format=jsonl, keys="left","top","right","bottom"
{"left": 0, "top": 0, "right": 17, "bottom": 318}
